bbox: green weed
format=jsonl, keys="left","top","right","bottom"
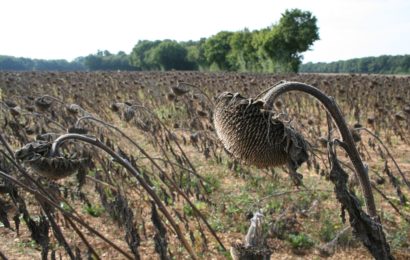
{"left": 83, "top": 204, "right": 104, "bottom": 217}
{"left": 288, "top": 233, "right": 315, "bottom": 250}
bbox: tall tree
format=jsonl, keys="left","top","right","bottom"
{"left": 263, "top": 9, "right": 319, "bottom": 72}
{"left": 129, "top": 40, "right": 161, "bottom": 70}
{"left": 148, "top": 40, "right": 195, "bottom": 70}
{"left": 204, "top": 31, "right": 234, "bottom": 70}
{"left": 229, "top": 29, "right": 259, "bottom": 71}
{"left": 183, "top": 38, "right": 208, "bottom": 70}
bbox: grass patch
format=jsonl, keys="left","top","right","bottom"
{"left": 83, "top": 204, "right": 105, "bottom": 217}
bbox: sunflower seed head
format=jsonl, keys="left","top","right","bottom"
{"left": 15, "top": 140, "right": 87, "bottom": 180}
{"left": 214, "top": 92, "right": 308, "bottom": 169}
{"left": 15, "top": 141, "right": 51, "bottom": 160}
{"left": 394, "top": 112, "right": 406, "bottom": 121}
{"left": 110, "top": 102, "right": 123, "bottom": 112}
{"left": 4, "top": 100, "right": 17, "bottom": 108}
{"left": 167, "top": 93, "right": 176, "bottom": 101}
{"left": 170, "top": 85, "right": 189, "bottom": 96}
{"left": 35, "top": 97, "right": 52, "bottom": 110}
{"left": 27, "top": 156, "right": 87, "bottom": 180}
{"left": 9, "top": 106, "right": 21, "bottom": 116}
{"left": 123, "top": 105, "right": 136, "bottom": 122}
{"left": 66, "top": 104, "right": 81, "bottom": 114}
{"left": 67, "top": 126, "right": 89, "bottom": 135}
{"left": 36, "top": 133, "right": 60, "bottom": 142}
{"left": 349, "top": 127, "right": 361, "bottom": 143}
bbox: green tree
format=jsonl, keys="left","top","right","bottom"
{"left": 263, "top": 9, "right": 319, "bottom": 72}
{"left": 0, "top": 55, "right": 86, "bottom": 71}
{"left": 148, "top": 40, "right": 195, "bottom": 70}
{"left": 1, "top": 9, "right": 323, "bottom": 73}
{"left": 0, "top": 56, "right": 28, "bottom": 70}
{"left": 229, "top": 29, "right": 259, "bottom": 71}
{"left": 84, "top": 51, "right": 136, "bottom": 71}
{"left": 204, "top": 31, "right": 234, "bottom": 70}
{"left": 129, "top": 40, "right": 161, "bottom": 70}
{"left": 299, "top": 55, "right": 410, "bottom": 74}
{"left": 183, "top": 38, "right": 208, "bottom": 70}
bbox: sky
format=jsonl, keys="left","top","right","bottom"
{"left": 1, "top": 0, "right": 409, "bottom": 63}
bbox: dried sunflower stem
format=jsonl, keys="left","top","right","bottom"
{"left": 64, "top": 217, "right": 102, "bottom": 260}
{"left": 37, "top": 95, "right": 65, "bottom": 104}
{"left": 318, "top": 226, "right": 351, "bottom": 256}
{"left": 0, "top": 250, "right": 7, "bottom": 260}
{"left": 29, "top": 112, "right": 66, "bottom": 130}
{"left": 1, "top": 133, "right": 123, "bottom": 259}
{"left": 356, "top": 127, "right": 410, "bottom": 190}
{"left": 372, "top": 184, "right": 410, "bottom": 223}
{"left": 50, "top": 133, "right": 198, "bottom": 260}
{"left": 76, "top": 116, "right": 226, "bottom": 250}
{"left": 0, "top": 146, "right": 104, "bottom": 257}
{"left": 85, "top": 175, "right": 118, "bottom": 190}
{"left": 176, "top": 81, "right": 214, "bottom": 106}
{"left": 262, "top": 81, "right": 377, "bottom": 217}
{"left": 328, "top": 142, "right": 392, "bottom": 260}
{"left": 75, "top": 116, "right": 206, "bottom": 180}
{"left": 38, "top": 201, "right": 76, "bottom": 259}
{"left": 0, "top": 170, "right": 134, "bottom": 260}
{"left": 130, "top": 105, "right": 205, "bottom": 184}
{"left": 0, "top": 133, "right": 15, "bottom": 159}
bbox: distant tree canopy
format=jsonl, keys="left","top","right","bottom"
{"left": 268, "top": 9, "right": 320, "bottom": 72}
{"left": 0, "top": 55, "right": 85, "bottom": 71}
{"left": 129, "top": 40, "right": 196, "bottom": 70}
{"left": 300, "top": 55, "right": 410, "bottom": 74}
{"left": 1, "top": 9, "right": 318, "bottom": 72}
{"left": 84, "top": 50, "right": 136, "bottom": 71}
{"left": 128, "top": 8, "right": 319, "bottom": 73}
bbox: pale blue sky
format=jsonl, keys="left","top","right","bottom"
{"left": 1, "top": 0, "right": 409, "bottom": 63}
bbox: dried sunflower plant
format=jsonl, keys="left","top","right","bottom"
{"left": 212, "top": 81, "right": 393, "bottom": 260}
{"left": 1, "top": 72, "right": 408, "bottom": 259}
{"left": 0, "top": 82, "right": 224, "bottom": 260}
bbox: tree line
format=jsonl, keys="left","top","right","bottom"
{"left": 1, "top": 9, "right": 319, "bottom": 73}
{"left": 300, "top": 55, "right": 410, "bottom": 74}
{"left": 120, "top": 9, "right": 319, "bottom": 73}
{"left": 0, "top": 55, "right": 85, "bottom": 71}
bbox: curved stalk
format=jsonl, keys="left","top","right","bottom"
{"left": 176, "top": 81, "right": 214, "bottom": 106}
{"left": 75, "top": 115, "right": 226, "bottom": 250}
{"left": 50, "top": 133, "right": 198, "bottom": 259}
{"left": 0, "top": 250, "right": 7, "bottom": 260}
{"left": 261, "top": 81, "right": 377, "bottom": 217}
{"left": 37, "top": 95, "right": 65, "bottom": 104}
{"left": 0, "top": 170, "right": 134, "bottom": 260}
{"left": 357, "top": 127, "right": 410, "bottom": 190}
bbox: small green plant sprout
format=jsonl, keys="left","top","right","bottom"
{"left": 288, "top": 233, "right": 315, "bottom": 254}
{"left": 83, "top": 204, "right": 104, "bottom": 217}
